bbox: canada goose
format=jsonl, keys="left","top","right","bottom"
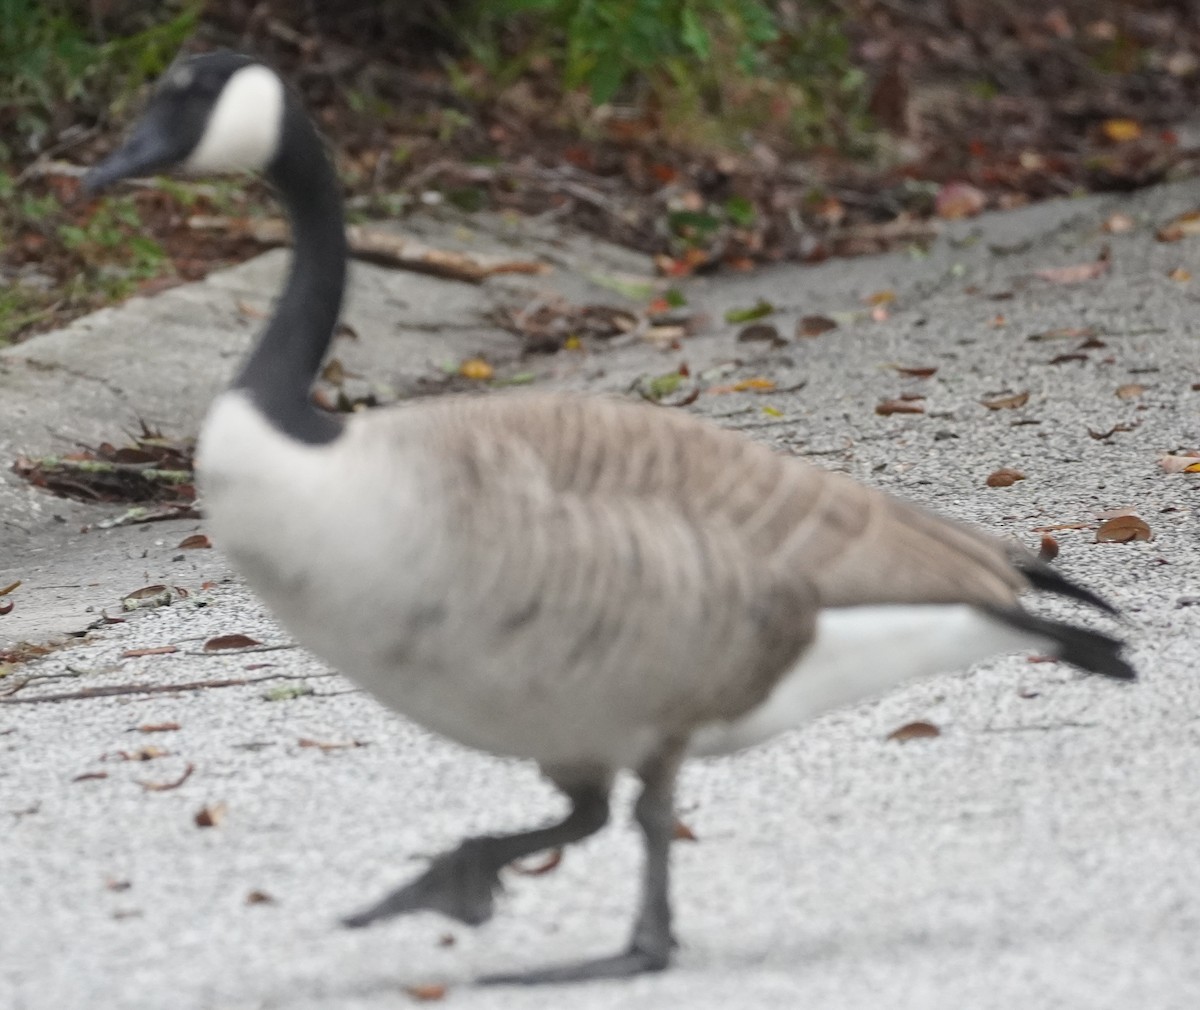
{"left": 85, "top": 51, "right": 1134, "bottom": 985}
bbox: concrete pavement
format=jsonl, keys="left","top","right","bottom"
{"left": 2, "top": 182, "right": 1199, "bottom": 1009}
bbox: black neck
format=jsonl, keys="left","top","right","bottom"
{"left": 233, "top": 98, "right": 346, "bottom": 445}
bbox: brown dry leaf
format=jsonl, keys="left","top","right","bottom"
{"left": 981, "top": 391, "right": 1030, "bottom": 410}
{"left": 1159, "top": 454, "right": 1200, "bottom": 474}
{"left": 404, "top": 984, "right": 448, "bottom": 1002}
{"left": 876, "top": 398, "right": 925, "bottom": 416}
{"left": 106, "top": 746, "right": 169, "bottom": 762}
{"left": 986, "top": 467, "right": 1026, "bottom": 488}
{"left": 1088, "top": 423, "right": 1137, "bottom": 441}
{"left": 1115, "top": 383, "right": 1146, "bottom": 400}
{"left": 1032, "top": 521, "right": 1089, "bottom": 532}
{"left": 298, "top": 737, "right": 367, "bottom": 753}
{"left": 140, "top": 763, "right": 195, "bottom": 792}
{"left": 72, "top": 770, "right": 109, "bottom": 782}
{"left": 1169, "top": 266, "right": 1192, "bottom": 282}
{"left": 138, "top": 722, "right": 181, "bottom": 733}
{"left": 890, "top": 364, "right": 938, "bottom": 378}
{"left": 178, "top": 534, "right": 211, "bottom": 549}
{"left": 673, "top": 819, "right": 698, "bottom": 842}
{"left": 320, "top": 358, "right": 347, "bottom": 386}
{"left": 194, "top": 801, "right": 227, "bottom": 828}
{"left": 1034, "top": 260, "right": 1110, "bottom": 284}
{"left": 203, "top": 634, "right": 261, "bottom": 652}
{"left": 887, "top": 721, "right": 941, "bottom": 742}
{"left": 0, "top": 601, "right": 13, "bottom": 616}
{"left": 797, "top": 315, "right": 837, "bottom": 338}
{"left": 736, "top": 323, "right": 785, "bottom": 347}
{"left": 121, "top": 585, "right": 176, "bottom": 611}
{"left": 935, "top": 181, "right": 987, "bottom": 220}
{"left": 121, "top": 645, "right": 179, "bottom": 659}
{"left": 1038, "top": 534, "right": 1060, "bottom": 561}
{"left": 458, "top": 358, "right": 494, "bottom": 381}
{"left": 510, "top": 850, "right": 563, "bottom": 876}
{"left": 0, "top": 580, "right": 20, "bottom": 597}
{"left": 1156, "top": 210, "right": 1200, "bottom": 242}
{"left": 245, "top": 889, "right": 275, "bottom": 905}
{"left": 1027, "top": 326, "right": 1095, "bottom": 342}
{"left": 864, "top": 289, "right": 895, "bottom": 306}
{"left": 1103, "top": 212, "right": 1136, "bottom": 234}
{"left": 1095, "top": 515, "right": 1153, "bottom": 543}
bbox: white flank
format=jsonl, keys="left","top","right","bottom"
{"left": 185, "top": 64, "right": 284, "bottom": 174}
{"left": 690, "top": 605, "right": 1049, "bottom": 757}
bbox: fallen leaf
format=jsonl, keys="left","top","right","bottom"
{"left": 673, "top": 819, "right": 698, "bottom": 842}
{"left": 121, "top": 585, "right": 177, "bottom": 611}
{"left": 1027, "top": 326, "right": 1095, "bottom": 342}
{"left": 320, "top": 358, "right": 347, "bottom": 386}
{"left": 404, "top": 984, "right": 448, "bottom": 1002}
{"left": 1156, "top": 209, "right": 1200, "bottom": 242}
{"left": 724, "top": 300, "right": 774, "bottom": 324}
{"left": 458, "top": 358, "right": 493, "bottom": 381}
{"left": 1101, "top": 118, "right": 1143, "bottom": 143}
{"left": 1115, "top": 383, "right": 1145, "bottom": 400}
{"left": 438, "top": 934, "right": 457, "bottom": 947}
{"left": 935, "top": 181, "right": 987, "bottom": 219}
{"left": 1159, "top": 454, "right": 1200, "bottom": 473}
{"left": 1095, "top": 515, "right": 1153, "bottom": 543}
{"left": 245, "top": 889, "right": 275, "bottom": 905}
{"left": 1103, "top": 212, "right": 1136, "bottom": 234}
{"left": 888, "top": 721, "right": 941, "bottom": 742}
{"left": 732, "top": 377, "right": 775, "bottom": 392}
{"left": 137, "top": 722, "right": 181, "bottom": 733}
{"left": 1049, "top": 352, "right": 1089, "bottom": 365}
{"left": 1038, "top": 534, "right": 1060, "bottom": 561}
{"left": 0, "top": 601, "right": 12, "bottom": 616}
{"left": 981, "top": 391, "right": 1030, "bottom": 410}
{"left": 203, "top": 634, "right": 261, "bottom": 652}
{"left": 106, "top": 746, "right": 169, "bottom": 762}
{"left": 890, "top": 364, "right": 938, "bottom": 378}
{"left": 106, "top": 878, "right": 132, "bottom": 892}
{"left": 1032, "top": 521, "right": 1089, "bottom": 532}
{"left": 986, "top": 467, "right": 1026, "bottom": 487}
{"left": 1034, "top": 260, "right": 1110, "bottom": 284}
{"left": 1169, "top": 266, "right": 1192, "bottom": 282}
{"left": 140, "top": 763, "right": 195, "bottom": 792}
{"left": 736, "top": 323, "right": 786, "bottom": 347}
{"left": 298, "top": 737, "right": 367, "bottom": 753}
{"left": 864, "top": 289, "right": 895, "bottom": 306}
{"left": 72, "top": 771, "right": 109, "bottom": 783}
{"left": 178, "top": 534, "right": 211, "bottom": 549}
{"left": 121, "top": 645, "right": 179, "bottom": 658}
{"left": 510, "top": 850, "right": 563, "bottom": 876}
{"left": 0, "top": 581, "right": 20, "bottom": 597}
{"left": 194, "top": 801, "right": 227, "bottom": 827}
{"left": 875, "top": 399, "right": 925, "bottom": 416}
{"left": 797, "top": 315, "right": 837, "bottom": 338}
{"left": 1088, "top": 423, "right": 1137, "bottom": 440}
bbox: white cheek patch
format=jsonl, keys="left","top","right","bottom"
{"left": 185, "top": 64, "right": 284, "bottom": 174}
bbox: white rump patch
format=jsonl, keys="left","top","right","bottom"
{"left": 690, "top": 604, "right": 1049, "bottom": 757}
{"left": 185, "top": 64, "right": 284, "bottom": 174}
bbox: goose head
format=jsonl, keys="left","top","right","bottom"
{"left": 85, "top": 51, "right": 286, "bottom": 191}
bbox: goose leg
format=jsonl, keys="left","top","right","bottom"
{"left": 342, "top": 781, "right": 610, "bottom": 929}
{"left": 481, "top": 745, "right": 683, "bottom": 985}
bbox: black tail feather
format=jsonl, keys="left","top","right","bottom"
{"left": 986, "top": 605, "right": 1136, "bottom": 681}
{"left": 1017, "top": 559, "right": 1120, "bottom": 616}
